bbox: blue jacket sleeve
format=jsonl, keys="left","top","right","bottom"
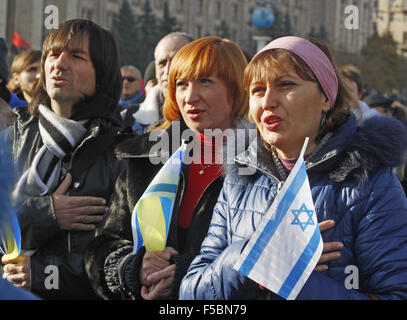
{"left": 299, "top": 170, "right": 407, "bottom": 300}
{"left": 181, "top": 170, "right": 407, "bottom": 300}
{"left": 179, "top": 185, "right": 260, "bottom": 300}
{"left": 351, "top": 171, "right": 407, "bottom": 299}
{"left": 0, "top": 278, "right": 40, "bottom": 300}
{"left": 297, "top": 271, "right": 369, "bottom": 300}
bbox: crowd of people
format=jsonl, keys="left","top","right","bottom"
{"left": 0, "top": 18, "right": 407, "bottom": 301}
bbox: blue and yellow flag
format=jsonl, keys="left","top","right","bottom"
{"left": 0, "top": 211, "right": 21, "bottom": 262}
{"left": 131, "top": 141, "right": 187, "bottom": 252}
{"left": 0, "top": 138, "right": 21, "bottom": 262}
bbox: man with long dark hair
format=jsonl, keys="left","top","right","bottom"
{"left": 2, "top": 19, "right": 124, "bottom": 300}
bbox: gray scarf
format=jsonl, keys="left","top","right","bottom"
{"left": 13, "top": 105, "right": 88, "bottom": 199}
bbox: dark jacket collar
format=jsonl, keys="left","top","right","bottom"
{"left": 70, "top": 92, "right": 123, "bottom": 128}
{"left": 115, "top": 121, "right": 187, "bottom": 160}
{"left": 25, "top": 90, "right": 123, "bottom": 129}
{"left": 27, "top": 91, "right": 122, "bottom": 128}
{"left": 115, "top": 119, "right": 256, "bottom": 161}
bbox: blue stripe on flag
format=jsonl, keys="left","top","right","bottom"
{"left": 160, "top": 197, "right": 174, "bottom": 235}
{"left": 11, "top": 212, "right": 21, "bottom": 254}
{"left": 145, "top": 183, "right": 177, "bottom": 194}
{"left": 238, "top": 164, "right": 307, "bottom": 275}
{"left": 277, "top": 226, "right": 321, "bottom": 298}
{"left": 135, "top": 213, "right": 144, "bottom": 252}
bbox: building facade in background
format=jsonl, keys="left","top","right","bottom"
{"left": 374, "top": 0, "right": 407, "bottom": 56}
{"left": 308, "top": 0, "right": 376, "bottom": 54}
{"left": 0, "top": 0, "right": 402, "bottom": 58}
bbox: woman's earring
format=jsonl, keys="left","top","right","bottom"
{"left": 320, "top": 111, "right": 327, "bottom": 129}
{"left": 320, "top": 98, "right": 331, "bottom": 128}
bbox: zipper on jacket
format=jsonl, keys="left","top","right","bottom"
{"left": 68, "top": 127, "right": 100, "bottom": 170}
{"left": 234, "top": 158, "right": 282, "bottom": 186}
{"left": 66, "top": 127, "right": 99, "bottom": 254}
{"left": 118, "top": 151, "right": 167, "bottom": 160}
{"left": 234, "top": 150, "right": 339, "bottom": 191}
{"left": 305, "top": 152, "right": 338, "bottom": 171}
{"left": 172, "top": 170, "right": 186, "bottom": 220}
{"left": 67, "top": 181, "right": 72, "bottom": 253}
{"left": 67, "top": 232, "right": 71, "bottom": 253}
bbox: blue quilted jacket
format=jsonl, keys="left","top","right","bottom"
{"left": 180, "top": 115, "right": 407, "bottom": 300}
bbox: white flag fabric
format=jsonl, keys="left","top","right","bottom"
{"left": 234, "top": 138, "right": 323, "bottom": 300}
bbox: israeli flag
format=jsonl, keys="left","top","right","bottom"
{"left": 234, "top": 138, "right": 323, "bottom": 300}
{"left": 131, "top": 141, "right": 187, "bottom": 253}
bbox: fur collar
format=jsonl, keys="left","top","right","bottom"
{"left": 230, "top": 115, "right": 407, "bottom": 186}
{"left": 329, "top": 115, "right": 407, "bottom": 184}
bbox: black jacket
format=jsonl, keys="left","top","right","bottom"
{"left": 84, "top": 123, "right": 231, "bottom": 300}
{"left": 8, "top": 98, "right": 125, "bottom": 300}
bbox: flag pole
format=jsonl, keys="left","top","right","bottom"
{"left": 300, "top": 137, "right": 309, "bottom": 159}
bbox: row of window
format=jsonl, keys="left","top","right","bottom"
{"left": 124, "top": 0, "right": 240, "bottom": 19}
{"left": 194, "top": 24, "right": 238, "bottom": 40}
{"left": 388, "top": 12, "right": 407, "bottom": 22}
{"left": 83, "top": 8, "right": 240, "bottom": 41}
{"left": 390, "top": 0, "right": 407, "bottom": 8}
{"left": 83, "top": 0, "right": 243, "bottom": 29}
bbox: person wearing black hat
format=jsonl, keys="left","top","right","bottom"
{"left": 365, "top": 93, "right": 395, "bottom": 117}
{"left": 340, "top": 65, "right": 378, "bottom": 121}
{"left": 143, "top": 60, "right": 157, "bottom": 96}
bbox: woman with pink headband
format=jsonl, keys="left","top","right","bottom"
{"left": 180, "top": 36, "right": 407, "bottom": 300}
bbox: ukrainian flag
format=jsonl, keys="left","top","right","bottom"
{"left": 0, "top": 138, "right": 21, "bottom": 262}
{"left": 0, "top": 212, "right": 21, "bottom": 262}
{"left": 132, "top": 141, "right": 187, "bottom": 252}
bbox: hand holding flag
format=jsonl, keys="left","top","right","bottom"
{"left": 234, "top": 137, "right": 323, "bottom": 300}
{"left": 131, "top": 141, "right": 187, "bottom": 252}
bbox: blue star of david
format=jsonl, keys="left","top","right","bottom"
{"left": 291, "top": 203, "right": 315, "bottom": 232}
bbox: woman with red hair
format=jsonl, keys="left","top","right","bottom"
{"left": 85, "top": 36, "right": 251, "bottom": 300}
{"left": 85, "top": 36, "right": 341, "bottom": 300}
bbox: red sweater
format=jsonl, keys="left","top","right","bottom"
{"left": 178, "top": 133, "right": 223, "bottom": 229}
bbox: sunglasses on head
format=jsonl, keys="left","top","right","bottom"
{"left": 122, "top": 76, "right": 139, "bottom": 82}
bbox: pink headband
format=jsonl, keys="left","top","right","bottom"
{"left": 253, "top": 36, "right": 338, "bottom": 108}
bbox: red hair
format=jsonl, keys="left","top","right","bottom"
{"left": 160, "top": 36, "right": 248, "bottom": 128}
